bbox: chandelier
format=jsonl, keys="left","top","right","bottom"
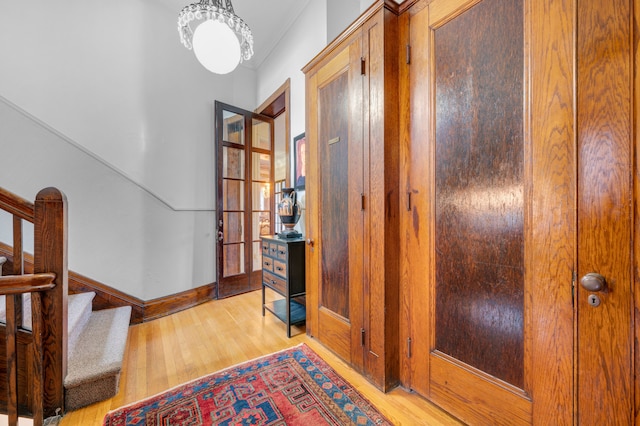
{"left": 178, "top": 0, "right": 254, "bottom": 74}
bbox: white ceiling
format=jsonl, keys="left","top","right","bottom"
{"left": 161, "top": 0, "right": 314, "bottom": 69}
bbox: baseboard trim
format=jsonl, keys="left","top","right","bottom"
{"left": 143, "top": 283, "right": 217, "bottom": 322}
{"left": 0, "top": 243, "right": 217, "bottom": 324}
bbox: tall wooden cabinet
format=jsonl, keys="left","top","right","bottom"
{"left": 302, "top": 2, "right": 400, "bottom": 390}
{"left": 304, "top": 0, "right": 639, "bottom": 423}
{"left": 396, "top": 0, "right": 637, "bottom": 424}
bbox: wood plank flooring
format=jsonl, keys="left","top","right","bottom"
{"left": 60, "top": 290, "right": 463, "bottom": 425}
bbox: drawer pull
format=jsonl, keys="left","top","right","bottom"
{"left": 276, "top": 266, "right": 283, "bottom": 271}
{"left": 270, "top": 280, "right": 277, "bottom": 285}
{"left": 264, "top": 262, "right": 271, "bottom": 266}
{"left": 278, "top": 250, "right": 286, "bottom": 255}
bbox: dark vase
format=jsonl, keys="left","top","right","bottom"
{"left": 278, "top": 188, "right": 301, "bottom": 238}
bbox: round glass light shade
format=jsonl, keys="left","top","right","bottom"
{"left": 192, "top": 19, "right": 241, "bottom": 74}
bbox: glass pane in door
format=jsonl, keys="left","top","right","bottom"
{"left": 252, "top": 153, "right": 271, "bottom": 272}
{"left": 223, "top": 146, "right": 245, "bottom": 179}
{"left": 222, "top": 144, "right": 245, "bottom": 278}
{"left": 252, "top": 182, "right": 271, "bottom": 210}
{"left": 253, "top": 211, "right": 271, "bottom": 237}
{"left": 223, "top": 244, "right": 245, "bottom": 276}
{"left": 223, "top": 110, "right": 245, "bottom": 144}
{"left": 223, "top": 180, "right": 244, "bottom": 210}
{"left": 434, "top": 0, "right": 525, "bottom": 388}
{"left": 252, "top": 118, "right": 271, "bottom": 150}
{"left": 223, "top": 212, "right": 244, "bottom": 243}
{"left": 252, "top": 153, "right": 271, "bottom": 181}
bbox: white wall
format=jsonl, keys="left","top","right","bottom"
{"left": 256, "top": 0, "right": 327, "bottom": 237}
{"left": 0, "top": 97, "right": 215, "bottom": 300}
{"left": 256, "top": 1, "right": 363, "bottom": 236}
{"left": 328, "top": 0, "right": 361, "bottom": 43}
{"left": 361, "top": 0, "right": 376, "bottom": 13}
{"left": 0, "top": 0, "right": 256, "bottom": 299}
{"left": 0, "top": 0, "right": 364, "bottom": 300}
{"left": 0, "top": 0, "right": 257, "bottom": 210}
{"left": 257, "top": 0, "right": 327, "bottom": 142}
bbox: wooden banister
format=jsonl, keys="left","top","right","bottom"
{"left": 0, "top": 274, "right": 56, "bottom": 295}
{"left": 33, "top": 188, "right": 68, "bottom": 420}
{"left": 1, "top": 273, "right": 56, "bottom": 426}
{"left": 0, "top": 187, "right": 68, "bottom": 425}
{"left": 0, "top": 187, "right": 34, "bottom": 222}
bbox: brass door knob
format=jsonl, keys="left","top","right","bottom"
{"left": 580, "top": 273, "right": 606, "bottom": 292}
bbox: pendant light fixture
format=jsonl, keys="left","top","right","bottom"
{"left": 178, "top": 0, "right": 253, "bottom": 74}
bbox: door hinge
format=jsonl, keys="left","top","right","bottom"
{"left": 361, "top": 57, "right": 366, "bottom": 75}
{"left": 407, "top": 337, "right": 412, "bottom": 358}
{"left": 406, "top": 44, "right": 411, "bottom": 64}
{"left": 361, "top": 193, "right": 365, "bottom": 211}
{"left": 361, "top": 328, "right": 366, "bottom": 346}
{"left": 407, "top": 192, "right": 412, "bottom": 211}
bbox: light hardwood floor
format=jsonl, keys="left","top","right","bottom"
{"left": 60, "top": 290, "right": 463, "bottom": 425}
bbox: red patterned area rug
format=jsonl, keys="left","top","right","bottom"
{"left": 103, "top": 343, "right": 392, "bottom": 425}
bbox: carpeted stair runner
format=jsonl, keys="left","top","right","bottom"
{"left": 64, "top": 304, "right": 132, "bottom": 410}
{"left": 0, "top": 258, "right": 131, "bottom": 411}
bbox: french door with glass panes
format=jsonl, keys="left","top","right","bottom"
{"left": 215, "top": 101, "right": 274, "bottom": 298}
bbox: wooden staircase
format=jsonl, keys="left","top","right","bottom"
{"left": 0, "top": 289, "right": 131, "bottom": 412}
{"left": 0, "top": 187, "right": 131, "bottom": 425}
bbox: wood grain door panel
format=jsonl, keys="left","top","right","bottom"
{"left": 306, "top": 34, "right": 365, "bottom": 365}
{"left": 433, "top": 0, "right": 525, "bottom": 389}
{"left": 576, "top": 0, "right": 633, "bottom": 423}
{"left": 404, "top": 0, "right": 635, "bottom": 423}
{"left": 403, "top": 0, "right": 576, "bottom": 423}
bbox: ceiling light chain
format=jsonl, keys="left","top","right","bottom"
{"left": 178, "top": 0, "right": 254, "bottom": 72}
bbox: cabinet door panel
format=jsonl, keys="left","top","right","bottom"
{"left": 433, "top": 0, "right": 525, "bottom": 388}
{"left": 319, "top": 72, "right": 350, "bottom": 319}
{"left": 306, "top": 34, "right": 364, "bottom": 364}
{"left": 403, "top": 0, "right": 567, "bottom": 423}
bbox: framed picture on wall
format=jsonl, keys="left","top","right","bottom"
{"left": 294, "top": 132, "right": 306, "bottom": 190}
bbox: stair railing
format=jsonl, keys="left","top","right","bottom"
{"left": 0, "top": 187, "right": 68, "bottom": 425}
{"left": 1, "top": 273, "right": 56, "bottom": 426}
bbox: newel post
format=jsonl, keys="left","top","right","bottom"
{"left": 33, "top": 188, "right": 68, "bottom": 417}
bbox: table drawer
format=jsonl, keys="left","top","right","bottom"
{"left": 262, "top": 257, "right": 274, "bottom": 272}
{"left": 270, "top": 242, "right": 287, "bottom": 260}
{"left": 262, "top": 241, "right": 271, "bottom": 256}
{"left": 273, "top": 259, "right": 287, "bottom": 278}
{"left": 263, "top": 270, "right": 286, "bottom": 295}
